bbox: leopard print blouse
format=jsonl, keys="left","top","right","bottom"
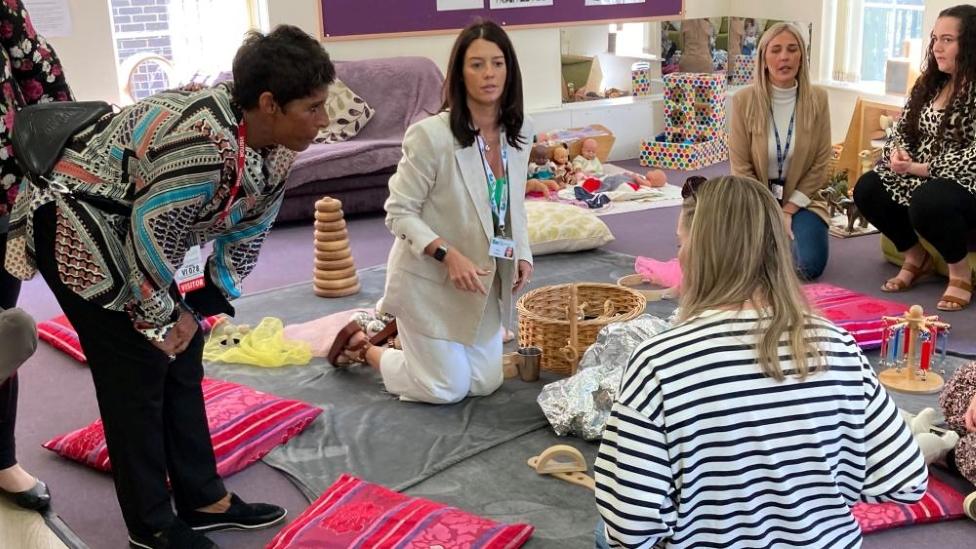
{"left": 876, "top": 88, "right": 976, "bottom": 206}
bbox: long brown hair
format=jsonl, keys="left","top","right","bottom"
{"left": 441, "top": 19, "right": 525, "bottom": 150}
{"left": 678, "top": 176, "right": 823, "bottom": 381}
{"left": 901, "top": 5, "right": 976, "bottom": 153}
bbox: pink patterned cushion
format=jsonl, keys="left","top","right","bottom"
{"left": 43, "top": 378, "right": 321, "bottom": 477}
{"left": 803, "top": 283, "right": 910, "bottom": 350}
{"left": 37, "top": 314, "right": 223, "bottom": 364}
{"left": 853, "top": 477, "right": 966, "bottom": 533}
{"left": 267, "top": 474, "right": 534, "bottom": 549}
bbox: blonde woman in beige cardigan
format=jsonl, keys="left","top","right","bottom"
{"left": 729, "top": 22, "right": 832, "bottom": 279}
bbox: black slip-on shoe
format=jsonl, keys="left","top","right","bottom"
{"left": 128, "top": 519, "right": 218, "bottom": 549}
{"left": 181, "top": 493, "right": 286, "bottom": 533}
{"left": 0, "top": 479, "right": 51, "bottom": 511}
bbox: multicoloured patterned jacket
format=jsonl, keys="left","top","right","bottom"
{"left": 6, "top": 83, "right": 296, "bottom": 342}
{"left": 0, "top": 0, "right": 73, "bottom": 222}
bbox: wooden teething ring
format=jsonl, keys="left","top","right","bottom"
{"left": 527, "top": 444, "right": 594, "bottom": 490}
{"left": 314, "top": 239, "right": 349, "bottom": 252}
{"left": 315, "top": 198, "right": 342, "bottom": 212}
{"left": 313, "top": 209, "right": 344, "bottom": 222}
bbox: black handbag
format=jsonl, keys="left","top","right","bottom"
{"left": 12, "top": 101, "right": 112, "bottom": 178}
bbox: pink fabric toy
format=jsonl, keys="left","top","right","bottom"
{"left": 635, "top": 257, "right": 683, "bottom": 289}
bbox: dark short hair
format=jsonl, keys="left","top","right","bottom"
{"left": 232, "top": 25, "right": 336, "bottom": 110}
{"left": 442, "top": 19, "right": 525, "bottom": 150}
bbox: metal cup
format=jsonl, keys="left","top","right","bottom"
{"left": 515, "top": 346, "right": 542, "bottom": 382}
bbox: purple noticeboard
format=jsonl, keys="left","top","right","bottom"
{"left": 319, "top": 0, "right": 684, "bottom": 40}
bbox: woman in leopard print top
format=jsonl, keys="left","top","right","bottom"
{"left": 854, "top": 4, "right": 976, "bottom": 312}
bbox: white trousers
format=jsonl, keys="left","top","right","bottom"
{"left": 379, "top": 275, "right": 503, "bottom": 404}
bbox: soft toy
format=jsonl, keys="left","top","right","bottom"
{"left": 572, "top": 138, "right": 605, "bottom": 183}
{"left": 900, "top": 407, "right": 959, "bottom": 465}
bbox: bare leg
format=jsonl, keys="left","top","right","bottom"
{"left": 938, "top": 259, "right": 973, "bottom": 311}
{"left": 883, "top": 243, "right": 929, "bottom": 291}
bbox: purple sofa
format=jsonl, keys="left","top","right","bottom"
{"left": 277, "top": 57, "right": 444, "bottom": 222}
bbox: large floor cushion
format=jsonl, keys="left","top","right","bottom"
{"left": 881, "top": 234, "right": 976, "bottom": 278}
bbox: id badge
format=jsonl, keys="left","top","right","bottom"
{"left": 175, "top": 245, "right": 206, "bottom": 294}
{"left": 770, "top": 182, "right": 784, "bottom": 201}
{"left": 489, "top": 236, "right": 516, "bottom": 260}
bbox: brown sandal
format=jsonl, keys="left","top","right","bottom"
{"left": 369, "top": 319, "right": 397, "bottom": 347}
{"left": 327, "top": 321, "right": 365, "bottom": 365}
{"left": 882, "top": 254, "right": 935, "bottom": 293}
{"left": 334, "top": 337, "right": 372, "bottom": 367}
{"left": 937, "top": 277, "right": 973, "bottom": 312}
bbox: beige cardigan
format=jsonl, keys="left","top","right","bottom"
{"left": 729, "top": 84, "right": 831, "bottom": 225}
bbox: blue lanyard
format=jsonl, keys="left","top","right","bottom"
{"left": 771, "top": 106, "right": 796, "bottom": 183}
{"left": 475, "top": 134, "right": 509, "bottom": 235}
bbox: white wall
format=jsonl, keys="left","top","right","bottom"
{"left": 266, "top": 0, "right": 563, "bottom": 110}
{"left": 924, "top": 0, "right": 956, "bottom": 36}
{"left": 684, "top": 0, "right": 730, "bottom": 19}
{"left": 36, "top": 0, "right": 119, "bottom": 103}
{"left": 561, "top": 25, "right": 610, "bottom": 57}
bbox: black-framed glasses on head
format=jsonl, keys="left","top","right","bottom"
{"left": 681, "top": 176, "right": 707, "bottom": 199}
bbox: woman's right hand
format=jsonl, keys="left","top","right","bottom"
{"left": 444, "top": 249, "right": 489, "bottom": 294}
{"left": 152, "top": 309, "right": 199, "bottom": 358}
{"left": 890, "top": 148, "right": 913, "bottom": 175}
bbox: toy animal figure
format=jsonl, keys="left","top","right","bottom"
{"left": 900, "top": 408, "right": 959, "bottom": 465}
{"left": 819, "top": 186, "right": 869, "bottom": 233}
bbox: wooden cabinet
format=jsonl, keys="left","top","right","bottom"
{"left": 837, "top": 98, "right": 903, "bottom": 188}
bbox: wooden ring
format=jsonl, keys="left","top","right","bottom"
{"left": 314, "top": 282, "right": 361, "bottom": 298}
{"left": 313, "top": 209, "right": 344, "bottom": 222}
{"left": 313, "top": 266, "right": 357, "bottom": 280}
{"left": 313, "top": 219, "right": 346, "bottom": 231}
{"left": 314, "top": 257, "right": 354, "bottom": 270}
{"left": 313, "top": 274, "right": 359, "bottom": 290}
{"left": 314, "top": 227, "right": 348, "bottom": 240}
{"left": 314, "top": 239, "right": 349, "bottom": 252}
{"left": 314, "top": 198, "right": 342, "bottom": 212}
{"left": 314, "top": 249, "right": 352, "bottom": 261}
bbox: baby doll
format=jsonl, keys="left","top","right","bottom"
{"left": 527, "top": 144, "right": 560, "bottom": 197}
{"left": 572, "top": 138, "right": 605, "bottom": 183}
{"left": 551, "top": 143, "right": 575, "bottom": 188}
{"left": 573, "top": 138, "right": 668, "bottom": 192}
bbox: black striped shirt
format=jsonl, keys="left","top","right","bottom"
{"left": 595, "top": 309, "right": 927, "bottom": 549}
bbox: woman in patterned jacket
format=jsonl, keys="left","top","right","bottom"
{"left": 0, "top": 0, "right": 71, "bottom": 513}
{"left": 854, "top": 4, "right": 976, "bottom": 311}
{"left": 6, "top": 25, "right": 334, "bottom": 549}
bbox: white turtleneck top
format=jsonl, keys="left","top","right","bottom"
{"left": 767, "top": 82, "right": 810, "bottom": 208}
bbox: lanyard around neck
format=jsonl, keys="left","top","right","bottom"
{"left": 219, "top": 120, "right": 247, "bottom": 223}
{"left": 770, "top": 105, "right": 795, "bottom": 183}
{"left": 476, "top": 133, "right": 509, "bottom": 234}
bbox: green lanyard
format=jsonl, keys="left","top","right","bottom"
{"left": 476, "top": 134, "right": 509, "bottom": 235}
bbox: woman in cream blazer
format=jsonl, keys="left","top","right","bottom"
{"left": 730, "top": 22, "right": 832, "bottom": 279}
{"left": 329, "top": 21, "right": 533, "bottom": 404}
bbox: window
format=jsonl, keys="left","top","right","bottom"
{"left": 829, "top": 0, "right": 924, "bottom": 84}
{"left": 109, "top": 0, "right": 261, "bottom": 103}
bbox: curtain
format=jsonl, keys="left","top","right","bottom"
{"left": 832, "top": 0, "right": 864, "bottom": 82}
{"left": 168, "top": 0, "right": 255, "bottom": 83}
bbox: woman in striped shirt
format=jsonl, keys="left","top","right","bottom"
{"left": 594, "top": 175, "right": 928, "bottom": 549}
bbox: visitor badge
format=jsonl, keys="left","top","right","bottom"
{"left": 175, "top": 245, "right": 206, "bottom": 294}
{"left": 770, "top": 182, "right": 784, "bottom": 201}
{"left": 489, "top": 237, "right": 516, "bottom": 260}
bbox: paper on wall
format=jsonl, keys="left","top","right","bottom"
{"left": 437, "top": 0, "right": 484, "bottom": 11}
{"left": 490, "top": 0, "right": 553, "bottom": 9}
{"left": 22, "top": 0, "right": 72, "bottom": 37}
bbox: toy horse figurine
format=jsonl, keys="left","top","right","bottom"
{"left": 818, "top": 186, "right": 869, "bottom": 234}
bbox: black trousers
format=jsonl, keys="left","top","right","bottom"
{"left": 0, "top": 230, "right": 22, "bottom": 469}
{"left": 853, "top": 171, "right": 976, "bottom": 264}
{"left": 33, "top": 204, "right": 225, "bottom": 537}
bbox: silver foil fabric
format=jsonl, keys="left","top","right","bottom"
{"left": 537, "top": 314, "right": 672, "bottom": 440}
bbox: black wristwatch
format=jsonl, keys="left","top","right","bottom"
{"left": 433, "top": 244, "right": 449, "bottom": 262}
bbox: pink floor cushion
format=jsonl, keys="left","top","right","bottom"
{"left": 267, "top": 473, "right": 534, "bottom": 549}
{"left": 852, "top": 476, "right": 966, "bottom": 534}
{"left": 43, "top": 378, "right": 321, "bottom": 477}
{"left": 37, "top": 314, "right": 224, "bottom": 364}
{"left": 802, "top": 283, "right": 910, "bottom": 350}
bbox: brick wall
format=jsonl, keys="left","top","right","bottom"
{"left": 111, "top": 0, "right": 173, "bottom": 100}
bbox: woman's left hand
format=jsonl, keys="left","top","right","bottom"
{"left": 513, "top": 259, "right": 533, "bottom": 292}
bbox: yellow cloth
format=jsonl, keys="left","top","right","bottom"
{"left": 204, "top": 317, "right": 312, "bottom": 368}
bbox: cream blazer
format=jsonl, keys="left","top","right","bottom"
{"left": 729, "top": 84, "right": 831, "bottom": 225}
{"left": 381, "top": 112, "right": 533, "bottom": 346}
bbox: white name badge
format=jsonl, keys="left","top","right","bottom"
{"left": 489, "top": 236, "right": 516, "bottom": 260}
{"left": 175, "top": 245, "right": 205, "bottom": 294}
{"left": 770, "top": 182, "right": 784, "bottom": 201}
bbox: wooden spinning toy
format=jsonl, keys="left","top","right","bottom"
{"left": 877, "top": 305, "right": 951, "bottom": 395}
{"left": 312, "top": 197, "right": 360, "bottom": 298}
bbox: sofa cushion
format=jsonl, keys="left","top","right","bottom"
{"left": 316, "top": 78, "right": 375, "bottom": 144}
{"left": 527, "top": 201, "right": 614, "bottom": 255}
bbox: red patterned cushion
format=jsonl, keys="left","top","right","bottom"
{"left": 853, "top": 477, "right": 966, "bottom": 534}
{"left": 803, "top": 283, "right": 910, "bottom": 350}
{"left": 37, "top": 314, "right": 223, "bottom": 364}
{"left": 267, "top": 474, "right": 534, "bottom": 549}
{"left": 42, "top": 378, "right": 321, "bottom": 477}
